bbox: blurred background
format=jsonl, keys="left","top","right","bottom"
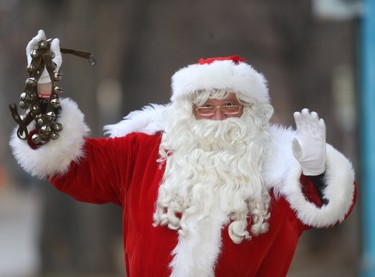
{"left": 0, "top": 0, "right": 371, "bottom": 276}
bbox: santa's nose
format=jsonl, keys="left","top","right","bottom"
{"left": 211, "top": 109, "right": 226, "bottom": 120}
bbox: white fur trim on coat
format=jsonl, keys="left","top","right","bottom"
{"left": 263, "top": 125, "right": 355, "bottom": 227}
{"left": 170, "top": 207, "right": 228, "bottom": 277}
{"left": 169, "top": 125, "right": 355, "bottom": 276}
{"left": 103, "top": 106, "right": 355, "bottom": 228}
{"left": 171, "top": 60, "right": 269, "bottom": 104}
{"left": 9, "top": 98, "right": 90, "bottom": 179}
{"left": 103, "top": 104, "right": 167, "bottom": 138}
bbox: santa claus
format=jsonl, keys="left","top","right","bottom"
{"left": 10, "top": 30, "right": 356, "bottom": 277}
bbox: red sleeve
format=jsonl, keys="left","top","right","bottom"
{"left": 300, "top": 175, "right": 324, "bottom": 208}
{"left": 344, "top": 181, "right": 358, "bottom": 220}
{"left": 300, "top": 175, "right": 357, "bottom": 222}
{"left": 49, "top": 135, "right": 137, "bottom": 206}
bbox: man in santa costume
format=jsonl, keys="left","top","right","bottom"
{"left": 10, "top": 30, "right": 356, "bottom": 277}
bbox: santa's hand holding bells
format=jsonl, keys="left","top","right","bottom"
{"left": 10, "top": 30, "right": 356, "bottom": 277}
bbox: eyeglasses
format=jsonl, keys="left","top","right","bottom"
{"left": 194, "top": 104, "right": 244, "bottom": 117}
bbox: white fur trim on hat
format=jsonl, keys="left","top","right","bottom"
{"left": 171, "top": 57, "right": 269, "bottom": 104}
{"left": 9, "top": 98, "right": 90, "bottom": 179}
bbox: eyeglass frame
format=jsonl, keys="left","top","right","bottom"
{"left": 193, "top": 103, "right": 249, "bottom": 117}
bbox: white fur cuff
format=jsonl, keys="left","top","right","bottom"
{"left": 9, "top": 98, "right": 90, "bottom": 179}
{"left": 284, "top": 144, "right": 356, "bottom": 227}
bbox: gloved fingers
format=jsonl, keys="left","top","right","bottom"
{"left": 295, "top": 109, "right": 325, "bottom": 136}
{"left": 34, "top": 29, "right": 46, "bottom": 41}
{"left": 303, "top": 110, "right": 326, "bottom": 139}
{"left": 293, "top": 111, "right": 303, "bottom": 132}
{"left": 292, "top": 109, "right": 327, "bottom": 175}
{"left": 294, "top": 109, "right": 312, "bottom": 133}
{"left": 303, "top": 109, "right": 317, "bottom": 133}
{"left": 50, "top": 38, "right": 62, "bottom": 69}
{"left": 301, "top": 108, "right": 314, "bottom": 131}
{"left": 27, "top": 34, "right": 62, "bottom": 84}
{"left": 309, "top": 111, "right": 319, "bottom": 126}
{"left": 26, "top": 30, "right": 46, "bottom": 54}
{"left": 26, "top": 30, "right": 46, "bottom": 64}
{"left": 318, "top": 118, "right": 326, "bottom": 140}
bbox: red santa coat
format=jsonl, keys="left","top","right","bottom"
{"left": 10, "top": 98, "right": 356, "bottom": 277}
{"left": 50, "top": 133, "right": 323, "bottom": 276}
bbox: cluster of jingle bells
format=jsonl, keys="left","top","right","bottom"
{"left": 10, "top": 38, "right": 95, "bottom": 147}
{"left": 10, "top": 38, "right": 63, "bottom": 146}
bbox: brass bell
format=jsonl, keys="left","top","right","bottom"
{"left": 51, "top": 132, "right": 59, "bottom": 140}
{"left": 36, "top": 118, "right": 44, "bottom": 126}
{"left": 20, "top": 92, "right": 27, "bottom": 100}
{"left": 30, "top": 105, "right": 40, "bottom": 116}
{"left": 29, "top": 92, "right": 37, "bottom": 100}
{"left": 52, "top": 123, "right": 63, "bottom": 132}
{"left": 53, "top": 72, "right": 62, "bottom": 82}
{"left": 38, "top": 40, "right": 48, "bottom": 49}
{"left": 50, "top": 98, "right": 60, "bottom": 108}
{"left": 26, "top": 64, "right": 34, "bottom": 74}
{"left": 40, "top": 125, "right": 51, "bottom": 135}
{"left": 39, "top": 133, "right": 49, "bottom": 141}
{"left": 31, "top": 133, "right": 42, "bottom": 144}
{"left": 26, "top": 77, "right": 37, "bottom": 87}
{"left": 53, "top": 86, "right": 63, "bottom": 95}
{"left": 45, "top": 111, "right": 56, "bottom": 121}
{"left": 20, "top": 92, "right": 32, "bottom": 101}
{"left": 30, "top": 49, "right": 39, "bottom": 58}
{"left": 19, "top": 100, "right": 29, "bottom": 109}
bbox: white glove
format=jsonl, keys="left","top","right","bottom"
{"left": 292, "top": 108, "right": 326, "bottom": 176}
{"left": 26, "top": 30, "right": 62, "bottom": 84}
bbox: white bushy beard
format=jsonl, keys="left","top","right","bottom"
{"left": 153, "top": 98, "right": 273, "bottom": 244}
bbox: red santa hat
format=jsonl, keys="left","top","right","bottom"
{"left": 171, "top": 55, "right": 270, "bottom": 104}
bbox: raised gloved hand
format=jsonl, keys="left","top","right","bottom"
{"left": 25, "top": 30, "right": 62, "bottom": 88}
{"left": 11, "top": 30, "right": 93, "bottom": 147}
{"left": 292, "top": 109, "right": 326, "bottom": 176}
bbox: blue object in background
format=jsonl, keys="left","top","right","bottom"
{"left": 360, "top": 0, "right": 375, "bottom": 276}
